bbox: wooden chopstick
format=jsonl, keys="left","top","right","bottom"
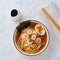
{"left": 42, "top": 8, "right": 60, "bottom": 32}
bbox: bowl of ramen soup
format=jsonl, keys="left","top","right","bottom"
{"left": 13, "top": 20, "right": 49, "bottom": 55}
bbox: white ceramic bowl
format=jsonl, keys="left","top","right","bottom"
{"left": 13, "top": 20, "right": 49, "bottom": 56}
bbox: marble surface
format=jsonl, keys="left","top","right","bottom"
{"left": 0, "top": 0, "right": 60, "bottom": 60}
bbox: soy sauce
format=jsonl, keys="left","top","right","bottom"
{"left": 11, "top": 9, "right": 18, "bottom": 17}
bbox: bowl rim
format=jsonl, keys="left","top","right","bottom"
{"left": 13, "top": 20, "right": 50, "bottom": 56}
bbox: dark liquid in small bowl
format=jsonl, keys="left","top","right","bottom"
{"left": 11, "top": 9, "right": 18, "bottom": 17}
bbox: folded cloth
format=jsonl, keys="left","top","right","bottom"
{"left": 32, "top": 2, "right": 60, "bottom": 45}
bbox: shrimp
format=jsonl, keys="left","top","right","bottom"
{"left": 31, "top": 35, "right": 36, "bottom": 40}
{"left": 35, "top": 38, "right": 41, "bottom": 44}
{"left": 27, "top": 29, "right": 32, "bottom": 35}
{"left": 32, "top": 31, "right": 37, "bottom": 36}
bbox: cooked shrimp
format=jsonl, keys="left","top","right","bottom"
{"left": 35, "top": 38, "right": 41, "bottom": 44}
{"left": 31, "top": 35, "right": 36, "bottom": 40}
{"left": 27, "top": 29, "right": 32, "bottom": 35}
{"left": 32, "top": 31, "right": 37, "bottom": 36}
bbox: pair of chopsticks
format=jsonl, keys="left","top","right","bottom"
{"left": 42, "top": 8, "right": 60, "bottom": 32}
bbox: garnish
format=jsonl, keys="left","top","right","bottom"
{"left": 16, "top": 20, "right": 31, "bottom": 33}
